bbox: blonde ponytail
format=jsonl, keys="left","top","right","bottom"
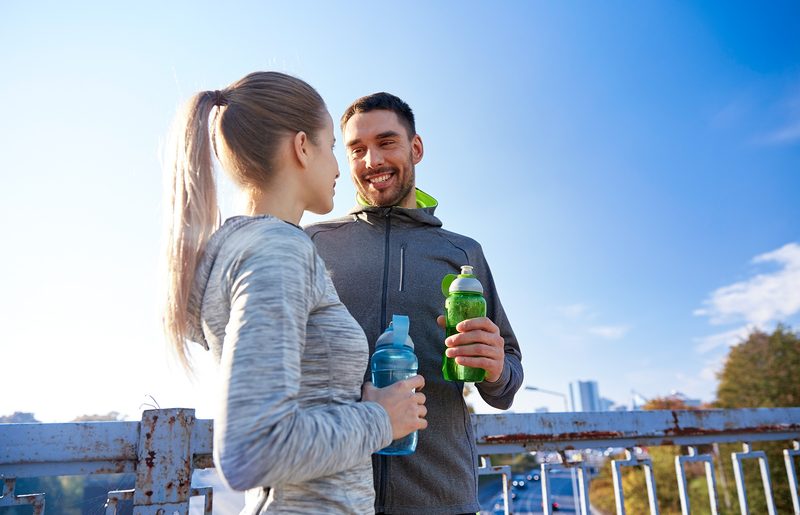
{"left": 160, "top": 72, "right": 327, "bottom": 371}
{"left": 162, "top": 91, "right": 222, "bottom": 370}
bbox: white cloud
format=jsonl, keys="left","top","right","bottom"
{"left": 553, "top": 303, "right": 630, "bottom": 343}
{"left": 757, "top": 120, "right": 800, "bottom": 145}
{"left": 695, "top": 243, "right": 800, "bottom": 326}
{"left": 699, "top": 355, "right": 727, "bottom": 382}
{"left": 694, "top": 325, "right": 755, "bottom": 353}
{"left": 751, "top": 85, "right": 800, "bottom": 146}
{"left": 694, "top": 242, "right": 800, "bottom": 353}
{"left": 556, "top": 303, "right": 590, "bottom": 319}
{"left": 709, "top": 98, "right": 749, "bottom": 130}
{"left": 588, "top": 325, "right": 630, "bottom": 340}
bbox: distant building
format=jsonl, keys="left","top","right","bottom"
{"left": 631, "top": 391, "right": 649, "bottom": 410}
{"left": 628, "top": 390, "right": 702, "bottom": 410}
{"left": 600, "top": 397, "right": 616, "bottom": 411}
{"left": 667, "top": 390, "right": 703, "bottom": 408}
{"left": 570, "top": 380, "right": 602, "bottom": 412}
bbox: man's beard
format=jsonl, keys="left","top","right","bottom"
{"left": 359, "top": 163, "right": 415, "bottom": 207}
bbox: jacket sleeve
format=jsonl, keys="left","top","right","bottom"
{"left": 212, "top": 233, "right": 392, "bottom": 491}
{"left": 471, "top": 247, "right": 524, "bottom": 409}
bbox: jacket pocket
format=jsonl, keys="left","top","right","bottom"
{"left": 398, "top": 244, "right": 406, "bottom": 291}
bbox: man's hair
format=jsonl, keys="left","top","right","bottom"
{"left": 340, "top": 92, "right": 416, "bottom": 139}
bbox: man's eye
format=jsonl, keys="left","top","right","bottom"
{"left": 351, "top": 148, "right": 364, "bottom": 157}
{"left": 380, "top": 141, "right": 395, "bottom": 147}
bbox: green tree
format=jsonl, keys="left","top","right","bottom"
{"left": 714, "top": 325, "right": 800, "bottom": 514}
{"left": 0, "top": 411, "right": 39, "bottom": 423}
{"left": 715, "top": 325, "right": 800, "bottom": 408}
{"left": 71, "top": 411, "right": 125, "bottom": 422}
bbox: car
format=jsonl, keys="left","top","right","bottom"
{"left": 526, "top": 471, "right": 541, "bottom": 482}
{"left": 510, "top": 475, "right": 527, "bottom": 489}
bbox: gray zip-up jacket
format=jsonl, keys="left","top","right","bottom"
{"left": 305, "top": 190, "right": 523, "bottom": 514}
{"left": 187, "top": 215, "right": 392, "bottom": 514}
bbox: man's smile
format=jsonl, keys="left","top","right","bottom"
{"left": 363, "top": 168, "right": 398, "bottom": 189}
{"left": 368, "top": 173, "right": 392, "bottom": 183}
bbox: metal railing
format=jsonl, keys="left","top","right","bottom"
{"left": 1, "top": 408, "right": 799, "bottom": 514}
{"left": 474, "top": 409, "right": 800, "bottom": 514}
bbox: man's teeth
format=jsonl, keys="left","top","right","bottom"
{"left": 369, "top": 174, "right": 391, "bottom": 183}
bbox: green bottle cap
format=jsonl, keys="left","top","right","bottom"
{"left": 442, "top": 265, "right": 483, "bottom": 295}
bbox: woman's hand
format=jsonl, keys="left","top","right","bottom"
{"left": 362, "top": 375, "right": 427, "bottom": 440}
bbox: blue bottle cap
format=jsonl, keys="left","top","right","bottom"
{"left": 376, "top": 314, "right": 415, "bottom": 350}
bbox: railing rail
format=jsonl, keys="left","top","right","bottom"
{"left": 472, "top": 408, "right": 800, "bottom": 453}
{"left": 1, "top": 407, "right": 799, "bottom": 514}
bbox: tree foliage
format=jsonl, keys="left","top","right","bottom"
{"left": 71, "top": 411, "right": 125, "bottom": 422}
{"left": 0, "top": 411, "right": 39, "bottom": 423}
{"left": 715, "top": 325, "right": 800, "bottom": 409}
{"left": 714, "top": 325, "right": 800, "bottom": 513}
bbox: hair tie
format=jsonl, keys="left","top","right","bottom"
{"left": 212, "top": 90, "right": 227, "bottom": 107}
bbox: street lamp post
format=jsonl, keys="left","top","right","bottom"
{"left": 524, "top": 385, "right": 570, "bottom": 412}
{"left": 525, "top": 385, "right": 579, "bottom": 510}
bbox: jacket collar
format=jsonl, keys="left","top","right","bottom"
{"left": 348, "top": 188, "right": 442, "bottom": 228}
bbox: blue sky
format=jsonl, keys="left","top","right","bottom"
{"left": 1, "top": 1, "right": 798, "bottom": 421}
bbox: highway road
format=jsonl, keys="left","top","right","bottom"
{"left": 480, "top": 468, "right": 579, "bottom": 514}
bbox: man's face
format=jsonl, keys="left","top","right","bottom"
{"left": 343, "top": 109, "right": 423, "bottom": 208}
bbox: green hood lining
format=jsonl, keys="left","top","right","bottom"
{"left": 356, "top": 188, "right": 438, "bottom": 208}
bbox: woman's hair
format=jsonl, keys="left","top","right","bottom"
{"left": 162, "top": 71, "right": 327, "bottom": 369}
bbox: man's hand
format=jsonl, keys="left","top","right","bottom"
{"left": 437, "top": 315, "right": 505, "bottom": 383}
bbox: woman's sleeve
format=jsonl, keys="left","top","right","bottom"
{"left": 212, "top": 232, "right": 392, "bottom": 491}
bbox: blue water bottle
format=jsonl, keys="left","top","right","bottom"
{"left": 370, "top": 314, "right": 419, "bottom": 455}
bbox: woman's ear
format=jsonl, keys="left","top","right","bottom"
{"left": 292, "top": 131, "right": 309, "bottom": 167}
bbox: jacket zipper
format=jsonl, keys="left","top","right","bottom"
{"left": 378, "top": 209, "right": 392, "bottom": 507}
{"left": 380, "top": 210, "right": 391, "bottom": 330}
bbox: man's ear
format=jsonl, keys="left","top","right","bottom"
{"left": 411, "top": 134, "right": 424, "bottom": 165}
{"left": 292, "top": 131, "right": 309, "bottom": 167}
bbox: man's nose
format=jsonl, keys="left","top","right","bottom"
{"left": 365, "top": 147, "right": 384, "bottom": 169}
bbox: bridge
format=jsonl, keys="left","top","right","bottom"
{"left": 2, "top": 408, "right": 799, "bottom": 514}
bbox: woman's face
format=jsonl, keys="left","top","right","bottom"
{"left": 305, "top": 112, "right": 340, "bottom": 215}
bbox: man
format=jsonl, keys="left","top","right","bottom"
{"left": 305, "top": 92, "right": 523, "bottom": 514}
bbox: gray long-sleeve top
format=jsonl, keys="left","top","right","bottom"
{"left": 187, "top": 215, "right": 392, "bottom": 514}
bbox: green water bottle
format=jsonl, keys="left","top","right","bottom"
{"left": 441, "top": 265, "right": 487, "bottom": 382}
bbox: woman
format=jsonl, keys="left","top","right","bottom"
{"left": 162, "top": 71, "right": 427, "bottom": 513}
